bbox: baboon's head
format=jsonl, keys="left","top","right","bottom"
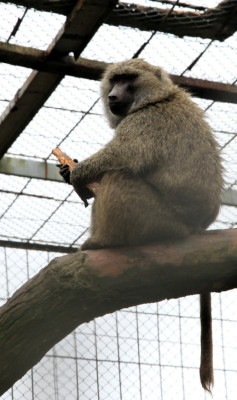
{"left": 101, "top": 59, "right": 175, "bottom": 127}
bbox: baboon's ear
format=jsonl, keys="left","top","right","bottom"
{"left": 154, "top": 67, "right": 173, "bottom": 88}
{"left": 153, "top": 67, "right": 162, "bottom": 80}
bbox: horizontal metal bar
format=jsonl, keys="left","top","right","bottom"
{"left": 1, "top": 156, "right": 237, "bottom": 207}
{"left": 0, "top": 239, "right": 77, "bottom": 253}
{"left": 221, "top": 188, "right": 237, "bottom": 207}
{"left": 0, "top": 156, "right": 62, "bottom": 182}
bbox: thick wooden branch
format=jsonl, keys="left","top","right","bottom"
{"left": 0, "top": 229, "right": 237, "bottom": 394}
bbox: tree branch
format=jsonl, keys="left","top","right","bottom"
{"left": 0, "top": 229, "right": 237, "bottom": 394}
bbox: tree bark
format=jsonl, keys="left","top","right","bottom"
{"left": 0, "top": 229, "right": 237, "bottom": 394}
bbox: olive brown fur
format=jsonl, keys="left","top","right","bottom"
{"left": 69, "top": 59, "right": 223, "bottom": 392}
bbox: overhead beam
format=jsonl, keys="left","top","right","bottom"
{"left": 0, "top": 1, "right": 236, "bottom": 40}
{"left": 1, "top": 156, "right": 237, "bottom": 207}
{"left": 0, "top": 42, "right": 236, "bottom": 105}
{"left": 169, "top": 74, "right": 237, "bottom": 104}
{"left": 0, "top": 0, "right": 118, "bottom": 159}
{"left": 107, "top": 1, "right": 237, "bottom": 41}
{"left": 0, "top": 42, "right": 108, "bottom": 81}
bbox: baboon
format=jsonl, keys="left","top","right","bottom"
{"left": 58, "top": 59, "right": 223, "bottom": 392}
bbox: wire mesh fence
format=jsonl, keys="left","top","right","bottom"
{"left": 0, "top": 0, "right": 237, "bottom": 399}
{"left": 1, "top": 247, "right": 237, "bottom": 399}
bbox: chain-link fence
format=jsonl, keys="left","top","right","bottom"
{"left": 1, "top": 247, "right": 237, "bottom": 399}
{"left": 0, "top": 1, "right": 237, "bottom": 399}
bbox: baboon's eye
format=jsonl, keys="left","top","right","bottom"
{"left": 110, "top": 74, "right": 138, "bottom": 84}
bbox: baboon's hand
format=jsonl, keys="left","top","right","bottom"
{"left": 57, "top": 163, "right": 71, "bottom": 184}
{"left": 57, "top": 159, "right": 78, "bottom": 184}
